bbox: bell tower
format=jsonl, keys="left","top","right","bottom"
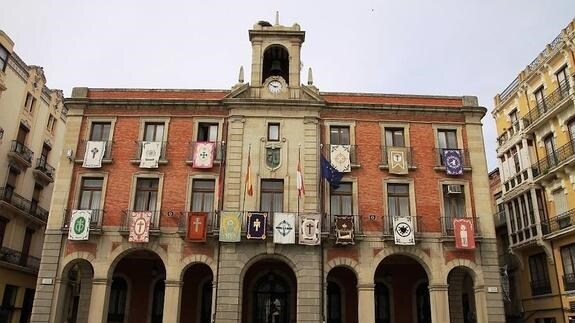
{"left": 248, "top": 16, "right": 305, "bottom": 99}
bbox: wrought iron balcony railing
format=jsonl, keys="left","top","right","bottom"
{"left": 324, "top": 214, "right": 362, "bottom": 236}
{"left": 531, "top": 139, "right": 575, "bottom": 178}
{"left": 382, "top": 215, "right": 420, "bottom": 236}
{"left": 121, "top": 210, "right": 162, "bottom": 232}
{"left": 530, "top": 278, "right": 552, "bottom": 296}
{"left": 133, "top": 141, "right": 168, "bottom": 162}
{"left": 522, "top": 81, "right": 571, "bottom": 128}
{"left": 35, "top": 156, "right": 55, "bottom": 179}
{"left": 434, "top": 148, "right": 471, "bottom": 168}
{"left": 9, "top": 140, "right": 33, "bottom": 164}
{"left": 563, "top": 273, "right": 575, "bottom": 291}
{"left": 0, "top": 247, "right": 40, "bottom": 271}
{"left": 178, "top": 211, "right": 220, "bottom": 235}
{"left": 75, "top": 140, "right": 113, "bottom": 162}
{"left": 541, "top": 208, "right": 575, "bottom": 235}
{"left": 380, "top": 146, "right": 415, "bottom": 168}
{"left": 440, "top": 216, "right": 481, "bottom": 237}
{"left": 62, "top": 209, "right": 105, "bottom": 231}
{"left": 187, "top": 141, "right": 226, "bottom": 164}
{"left": 322, "top": 144, "right": 359, "bottom": 166}
{"left": 0, "top": 187, "right": 48, "bottom": 223}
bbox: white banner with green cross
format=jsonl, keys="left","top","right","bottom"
{"left": 68, "top": 210, "right": 92, "bottom": 241}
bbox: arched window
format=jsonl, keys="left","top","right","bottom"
{"left": 253, "top": 272, "right": 290, "bottom": 323}
{"left": 151, "top": 280, "right": 165, "bottom": 323}
{"left": 375, "top": 283, "right": 390, "bottom": 323}
{"left": 327, "top": 281, "right": 342, "bottom": 323}
{"left": 107, "top": 277, "right": 128, "bottom": 323}
{"left": 262, "top": 46, "right": 289, "bottom": 84}
{"left": 416, "top": 282, "right": 431, "bottom": 323}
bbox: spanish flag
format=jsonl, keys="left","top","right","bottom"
{"left": 246, "top": 151, "right": 253, "bottom": 196}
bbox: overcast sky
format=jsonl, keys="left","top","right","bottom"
{"left": 1, "top": 1, "right": 574, "bottom": 170}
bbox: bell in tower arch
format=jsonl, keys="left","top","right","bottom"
{"left": 270, "top": 59, "right": 283, "bottom": 75}
{"left": 262, "top": 45, "right": 289, "bottom": 84}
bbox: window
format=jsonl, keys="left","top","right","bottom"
{"left": 0, "top": 285, "right": 18, "bottom": 323}
{"left": 267, "top": 123, "right": 280, "bottom": 141}
{"left": 443, "top": 184, "right": 465, "bottom": 219}
{"left": 543, "top": 134, "right": 557, "bottom": 166}
{"left": 191, "top": 179, "right": 215, "bottom": 212}
{"left": 556, "top": 66, "right": 568, "bottom": 89}
{"left": 0, "top": 44, "right": 8, "bottom": 72}
{"left": 47, "top": 114, "right": 57, "bottom": 133}
{"left": 260, "top": 179, "right": 284, "bottom": 213}
{"left": 385, "top": 128, "right": 405, "bottom": 147}
{"left": 16, "top": 124, "right": 29, "bottom": 145}
{"left": 89, "top": 122, "right": 111, "bottom": 141}
{"left": 330, "top": 126, "right": 350, "bottom": 145}
{"left": 438, "top": 129, "right": 458, "bottom": 149}
{"left": 197, "top": 123, "right": 218, "bottom": 142}
{"left": 134, "top": 178, "right": 159, "bottom": 211}
{"left": 30, "top": 184, "right": 42, "bottom": 216}
{"left": 144, "top": 122, "right": 165, "bottom": 142}
{"left": 330, "top": 182, "right": 352, "bottom": 215}
{"left": 534, "top": 87, "right": 545, "bottom": 110}
{"left": 387, "top": 183, "right": 410, "bottom": 217}
{"left": 107, "top": 277, "right": 127, "bottom": 322}
{"left": 568, "top": 119, "right": 575, "bottom": 142}
{"left": 78, "top": 178, "right": 103, "bottom": 210}
{"left": 24, "top": 93, "right": 36, "bottom": 114}
{"left": 510, "top": 147, "right": 520, "bottom": 173}
{"left": 4, "top": 168, "right": 18, "bottom": 201}
{"left": 529, "top": 253, "right": 551, "bottom": 296}
{"left": 21, "top": 228, "right": 33, "bottom": 263}
{"left": 0, "top": 218, "right": 6, "bottom": 246}
{"left": 509, "top": 110, "right": 519, "bottom": 133}
{"left": 552, "top": 189, "right": 568, "bottom": 216}
{"left": 561, "top": 244, "right": 575, "bottom": 291}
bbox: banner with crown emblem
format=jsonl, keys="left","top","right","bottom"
{"left": 388, "top": 147, "right": 408, "bottom": 175}
{"left": 335, "top": 215, "right": 354, "bottom": 245}
{"left": 443, "top": 149, "right": 463, "bottom": 175}
{"left": 68, "top": 210, "right": 92, "bottom": 241}
{"left": 299, "top": 214, "right": 321, "bottom": 245}
{"left": 193, "top": 142, "right": 216, "bottom": 169}
{"left": 330, "top": 145, "right": 351, "bottom": 173}
{"left": 129, "top": 211, "right": 152, "bottom": 243}
{"left": 247, "top": 212, "right": 267, "bottom": 240}
{"left": 140, "top": 141, "right": 162, "bottom": 168}
{"left": 273, "top": 213, "right": 295, "bottom": 244}
{"left": 393, "top": 216, "right": 415, "bottom": 245}
{"left": 83, "top": 141, "right": 106, "bottom": 168}
{"left": 187, "top": 212, "right": 208, "bottom": 242}
{"left": 219, "top": 211, "right": 242, "bottom": 242}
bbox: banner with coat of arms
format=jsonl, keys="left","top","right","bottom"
{"left": 330, "top": 145, "right": 351, "bottom": 173}
{"left": 140, "top": 141, "right": 162, "bottom": 168}
{"left": 129, "top": 211, "right": 152, "bottom": 243}
{"left": 247, "top": 212, "right": 267, "bottom": 240}
{"left": 393, "top": 216, "right": 415, "bottom": 245}
{"left": 219, "top": 211, "right": 242, "bottom": 242}
{"left": 299, "top": 214, "right": 321, "bottom": 245}
{"left": 68, "top": 210, "right": 92, "bottom": 241}
{"left": 193, "top": 142, "right": 216, "bottom": 169}
{"left": 388, "top": 147, "right": 408, "bottom": 175}
{"left": 83, "top": 141, "right": 106, "bottom": 168}
{"left": 273, "top": 213, "right": 295, "bottom": 244}
{"left": 335, "top": 215, "right": 354, "bottom": 245}
{"left": 443, "top": 149, "right": 463, "bottom": 175}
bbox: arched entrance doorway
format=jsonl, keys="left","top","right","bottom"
{"left": 448, "top": 267, "right": 477, "bottom": 323}
{"left": 242, "top": 259, "right": 297, "bottom": 323}
{"left": 107, "top": 249, "right": 166, "bottom": 323}
{"left": 56, "top": 259, "right": 94, "bottom": 323}
{"left": 374, "top": 254, "right": 430, "bottom": 323}
{"left": 180, "top": 263, "right": 213, "bottom": 323}
{"left": 326, "top": 266, "right": 358, "bottom": 323}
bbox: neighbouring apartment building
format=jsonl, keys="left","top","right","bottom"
{"left": 0, "top": 31, "right": 67, "bottom": 322}
{"left": 492, "top": 18, "right": 575, "bottom": 323}
{"left": 31, "top": 18, "right": 503, "bottom": 323}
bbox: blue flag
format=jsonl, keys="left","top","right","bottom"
{"left": 321, "top": 155, "right": 344, "bottom": 189}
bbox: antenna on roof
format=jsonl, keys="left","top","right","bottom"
{"left": 275, "top": 11, "right": 279, "bottom": 25}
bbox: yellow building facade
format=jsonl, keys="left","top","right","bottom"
{"left": 0, "top": 31, "right": 67, "bottom": 323}
{"left": 493, "top": 18, "right": 575, "bottom": 323}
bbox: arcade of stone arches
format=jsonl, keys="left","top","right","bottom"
{"left": 55, "top": 248, "right": 485, "bottom": 323}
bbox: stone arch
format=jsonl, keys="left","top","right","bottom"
{"left": 325, "top": 257, "right": 360, "bottom": 280}
{"left": 105, "top": 243, "right": 169, "bottom": 279}
{"left": 239, "top": 252, "right": 299, "bottom": 283}
{"left": 369, "top": 246, "right": 433, "bottom": 282}
{"left": 444, "top": 259, "right": 485, "bottom": 287}
{"left": 179, "top": 254, "right": 216, "bottom": 281}
{"left": 60, "top": 251, "right": 96, "bottom": 278}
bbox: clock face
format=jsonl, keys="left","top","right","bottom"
{"left": 268, "top": 80, "right": 283, "bottom": 94}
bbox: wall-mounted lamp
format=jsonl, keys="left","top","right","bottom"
{"left": 66, "top": 148, "right": 74, "bottom": 162}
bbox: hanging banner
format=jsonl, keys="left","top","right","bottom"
{"left": 388, "top": 147, "right": 408, "bottom": 175}
{"left": 247, "top": 212, "right": 267, "bottom": 240}
{"left": 139, "top": 141, "right": 162, "bottom": 168}
{"left": 68, "top": 210, "right": 92, "bottom": 241}
{"left": 393, "top": 216, "right": 415, "bottom": 245}
{"left": 187, "top": 212, "right": 208, "bottom": 242}
{"left": 299, "top": 214, "right": 321, "bottom": 245}
{"left": 335, "top": 215, "right": 354, "bottom": 245}
{"left": 82, "top": 141, "right": 106, "bottom": 168}
{"left": 129, "top": 211, "right": 151, "bottom": 243}
{"left": 219, "top": 211, "right": 242, "bottom": 242}
{"left": 273, "top": 213, "right": 295, "bottom": 244}
{"left": 193, "top": 142, "right": 216, "bottom": 169}
{"left": 453, "top": 218, "right": 476, "bottom": 249}
{"left": 443, "top": 149, "right": 463, "bottom": 175}
{"left": 330, "top": 144, "right": 351, "bottom": 173}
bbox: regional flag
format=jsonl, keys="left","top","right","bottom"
{"left": 454, "top": 218, "right": 476, "bottom": 249}
{"left": 187, "top": 212, "right": 208, "bottom": 242}
{"left": 129, "top": 211, "right": 152, "bottom": 243}
{"left": 299, "top": 213, "right": 321, "bottom": 245}
{"left": 193, "top": 142, "right": 216, "bottom": 169}
{"left": 82, "top": 141, "right": 106, "bottom": 168}
{"left": 297, "top": 160, "right": 305, "bottom": 197}
{"left": 443, "top": 149, "right": 463, "bottom": 175}
{"left": 245, "top": 151, "right": 253, "bottom": 196}
{"left": 68, "top": 210, "right": 92, "bottom": 241}
{"left": 219, "top": 211, "right": 242, "bottom": 242}
{"left": 247, "top": 212, "right": 267, "bottom": 240}
{"left": 335, "top": 215, "right": 354, "bottom": 245}
{"left": 273, "top": 213, "right": 295, "bottom": 244}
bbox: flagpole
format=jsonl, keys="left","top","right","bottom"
{"left": 242, "top": 144, "right": 251, "bottom": 212}
{"left": 297, "top": 144, "right": 301, "bottom": 214}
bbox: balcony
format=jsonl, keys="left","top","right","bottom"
{"left": 530, "top": 278, "right": 552, "bottom": 296}
{"left": 132, "top": 141, "right": 168, "bottom": 165}
{"left": 0, "top": 187, "right": 48, "bottom": 224}
{"left": 379, "top": 146, "right": 416, "bottom": 170}
{"left": 382, "top": 215, "right": 420, "bottom": 238}
{"left": 33, "top": 156, "right": 55, "bottom": 185}
{"left": 324, "top": 214, "right": 363, "bottom": 238}
{"left": 522, "top": 81, "right": 572, "bottom": 132}
{"left": 186, "top": 141, "right": 226, "bottom": 166}
{"left": 531, "top": 139, "right": 575, "bottom": 180}
{"left": 120, "top": 210, "right": 162, "bottom": 235}
{"left": 178, "top": 211, "right": 220, "bottom": 237}
{"left": 0, "top": 247, "right": 40, "bottom": 272}
{"left": 7, "top": 140, "right": 33, "bottom": 170}
{"left": 563, "top": 273, "right": 575, "bottom": 291}
{"left": 433, "top": 148, "right": 471, "bottom": 171}
{"left": 440, "top": 216, "right": 481, "bottom": 237}
{"left": 493, "top": 210, "right": 507, "bottom": 228}
{"left": 75, "top": 140, "right": 113, "bottom": 164}
{"left": 322, "top": 144, "right": 359, "bottom": 168}
{"left": 541, "top": 208, "right": 575, "bottom": 238}
{"left": 496, "top": 121, "right": 522, "bottom": 148}
{"left": 502, "top": 169, "right": 530, "bottom": 193}
{"left": 61, "top": 209, "right": 105, "bottom": 233}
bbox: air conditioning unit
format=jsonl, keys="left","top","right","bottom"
{"left": 447, "top": 184, "right": 462, "bottom": 194}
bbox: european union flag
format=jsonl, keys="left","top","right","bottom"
{"left": 321, "top": 155, "right": 344, "bottom": 189}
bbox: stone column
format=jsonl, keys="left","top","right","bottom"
{"left": 162, "top": 280, "right": 183, "bottom": 323}
{"left": 357, "top": 283, "right": 375, "bottom": 323}
{"left": 474, "top": 285, "right": 489, "bottom": 323}
{"left": 86, "top": 278, "right": 110, "bottom": 323}
{"left": 429, "top": 284, "right": 450, "bottom": 323}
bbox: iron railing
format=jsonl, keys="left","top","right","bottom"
{"left": 76, "top": 140, "right": 113, "bottom": 161}
{"left": 133, "top": 141, "right": 168, "bottom": 161}
{"left": 35, "top": 156, "right": 55, "bottom": 179}
{"left": 382, "top": 215, "right": 420, "bottom": 236}
{"left": 323, "top": 144, "right": 359, "bottom": 166}
{"left": 62, "top": 209, "right": 104, "bottom": 231}
{"left": 500, "top": 76, "right": 520, "bottom": 103}
{"left": 434, "top": 148, "right": 470, "bottom": 168}
{"left": 178, "top": 211, "right": 220, "bottom": 235}
{"left": 522, "top": 81, "right": 571, "bottom": 128}
{"left": 531, "top": 138, "right": 575, "bottom": 177}
{"left": 541, "top": 208, "right": 575, "bottom": 235}
{"left": 0, "top": 187, "right": 48, "bottom": 223}
{"left": 0, "top": 247, "right": 40, "bottom": 271}
{"left": 121, "top": 210, "right": 162, "bottom": 232}
{"left": 531, "top": 278, "right": 552, "bottom": 296}
{"left": 9, "top": 140, "right": 33, "bottom": 164}
{"left": 380, "top": 146, "right": 414, "bottom": 168}
{"left": 326, "top": 214, "right": 362, "bottom": 236}
{"left": 440, "top": 216, "right": 481, "bottom": 236}
{"left": 187, "top": 141, "right": 225, "bottom": 163}
{"left": 493, "top": 211, "right": 507, "bottom": 227}
{"left": 563, "top": 273, "right": 575, "bottom": 291}
{"left": 497, "top": 121, "right": 522, "bottom": 147}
